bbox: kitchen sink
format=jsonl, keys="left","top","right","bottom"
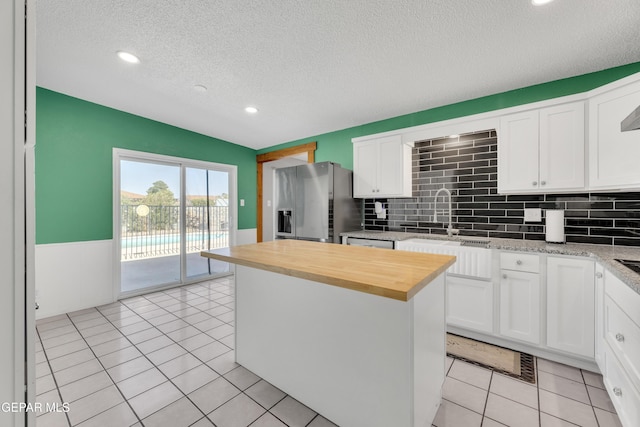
{"left": 398, "top": 238, "right": 491, "bottom": 248}
{"left": 396, "top": 238, "right": 492, "bottom": 279}
{"left": 400, "top": 238, "right": 461, "bottom": 246}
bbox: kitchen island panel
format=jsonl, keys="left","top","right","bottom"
{"left": 235, "top": 265, "right": 445, "bottom": 427}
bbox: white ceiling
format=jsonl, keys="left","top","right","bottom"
{"left": 36, "top": 0, "right": 640, "bottom": 150}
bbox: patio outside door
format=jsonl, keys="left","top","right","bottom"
{"left": 185, "top": 166, "right": 232, "bottom": 280}
{"left": 116, "top": 149, "right": 234, "bottom": 296}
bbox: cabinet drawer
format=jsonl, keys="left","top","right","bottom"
{"left": 602, "top": 344, "right": 640, "bottom": 427}
{"left": 500, "top": 252, "right": 540, "bottom": 273}
{"left": 604, "top": 295, "right": 640, "bottom": 393}
{"left": 605, "top": 270, "right": 640, "bottom": 327}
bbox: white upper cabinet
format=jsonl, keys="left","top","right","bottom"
{"left": 589, "top": 77, "right": 640, "bottom": 190}
{"left": 498, "top": 102, "right": 585, "bottom": 194}
{"left": 353, "top": 135, "right": 413, "bottom": 198}
{"left": 497, "top": 110, "right": 539, "bottom": 192}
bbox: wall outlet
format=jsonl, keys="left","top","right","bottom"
{"left": 524, "top": 208, "right": 542, "bottom": 222}
{"left": 240, "top": 199, "right": 245, "bottom": 207}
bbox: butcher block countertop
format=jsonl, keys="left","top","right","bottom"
{"left": 201, "top": 240, "right": 455, "bottom": 301}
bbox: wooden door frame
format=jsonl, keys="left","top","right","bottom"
{"left": 256, "top": 142, "right": 316, "bottom": 242}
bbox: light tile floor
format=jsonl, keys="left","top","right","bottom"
{"left": 35, "top": 277, "right": 623, "bottom": 427}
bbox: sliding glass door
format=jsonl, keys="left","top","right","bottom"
{"left": 185, "top": 167, "right": 231, "bottom": 280}
{"left": 115, "top": 149, "right": 235, "bottom": 296}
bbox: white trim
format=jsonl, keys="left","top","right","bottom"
{"left": 1, "top": 0, "right": 32, "bottom": 424}
{"left": 24, "top": 0, "right": 36, "bottom": 419}
{"left": 113, "top": 148, "right": 238, "bottom": 299}
{"left": 350, "top": 74, "right": 640, "bottom": 144}
{"left": 13, "top": 1, "right": 27, "bottom": 421}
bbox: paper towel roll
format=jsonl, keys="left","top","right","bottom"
{"left": 546, "top": 209, "right": 565, "bottom": 243}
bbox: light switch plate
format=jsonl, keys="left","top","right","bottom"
{"left": 524, "top": 208, "right": 542, "bottom": 222}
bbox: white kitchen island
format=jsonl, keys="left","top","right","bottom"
{"left": 201, "top": 240, "right": 455, "bottom": 427}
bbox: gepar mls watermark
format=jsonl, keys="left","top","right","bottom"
{"left": 2, "top": 402, "right": 69, "bottom": 414}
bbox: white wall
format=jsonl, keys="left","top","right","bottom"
{"left": 35, "top": 240, "right": 115, "bottom": 319}
{"left": 35, "top": 228, "right": 258, "bottom": 320}
{"left": 237, "top": 228, "right": 258, "bottom": 245}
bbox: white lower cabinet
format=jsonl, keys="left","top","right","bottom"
{"left": 604, "top": 270, "right": 640, "bottom": 393}
{"left": 599, "top": 269, "right": 640, "bottom": 427}
{"left": 499, "top": 269, "right": 540, "bottom": 345}
{"left": 546, "top": 256, "right": 595, "bottom": 358}
{"left": 390, "top": 234, "right": 640, "bottom": 426}
{"left": 602, "top": 345, "right": 640, "bottom": 427}
{"left": 446, "top": 276, "right": 493, "bottom": 333}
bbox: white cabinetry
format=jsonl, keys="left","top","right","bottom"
{"left": 353, "top": 135, "right": 413, "bottom": 198}
{"left": 602, "top": 270, "right": 640, "bottom": 427}
{"left": 595, "top": 263, "right": 605, "bottom": 370}
{"left": 446, "top": 276, "right": 493, "bottom": 334}
{"left": 604, "top": 270, "right": 640, "bottom": 393}
{"left": 602, "top": 348, "right": 640, "bottom": 427}
{"left": 546, "top": 256, "right": 595, "bottom": 358}
{"left": 499, "top": 252, "right": 540, "bottom": 345}
{"left": 588, "top": 77, "right": 640, "bottom": 190}
{"left": 498, "top": 102, "right": 585, "bottom": 194}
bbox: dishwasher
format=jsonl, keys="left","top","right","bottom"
{"left": 345, "top": 237, "right": 394, "bottom": 249}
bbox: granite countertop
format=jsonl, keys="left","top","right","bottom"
{"left": 201, "top": 240, "right": 455, "bottom": 301}
{"left": 341, "top": 230, "right": 640, "bottom": 295}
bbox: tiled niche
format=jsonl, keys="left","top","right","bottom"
{"left": 363, "top": 129, "right": 640, "bottom": 246}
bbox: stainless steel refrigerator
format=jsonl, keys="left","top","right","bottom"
{"left": 274, "top": 162, "right": 360, "bottom": 243}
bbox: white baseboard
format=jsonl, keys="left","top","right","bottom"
{"left": 35, "top": 240, "right": 114, "bottom": 320}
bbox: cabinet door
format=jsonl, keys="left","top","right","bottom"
{"left": 376, "top": 135, "right": 408, "bottom": 196}
{"left": 539, "top": 102, "right": 585, "bottom": 191}
{"left": 353, "top": 140, "right": 379, "bottom": 198}
{"left": 589, "top": 79, "right": 640, "bottom": 190}
{"left": 595, "top": 263, "right": 605, "bottom": 370}
{"left": 446, "top": 276, "right": 493, "bottom": 333}
{"left": 499, "top": 270, "right": 540, "bottom": 344}
{"left": 498, "top": 111, "right": 540, "bottom": 193}
{"left": 602, "top": 345, "right": 640, "bottom": 427}
{"left": 546, "top": 256, "right": 595, "bottom": 358}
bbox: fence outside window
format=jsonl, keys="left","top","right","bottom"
{"left": 121, "top": 204, "right": 229, "bottom": 260}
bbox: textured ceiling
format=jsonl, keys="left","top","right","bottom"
{"left": 36, "top": 0, "right": 640, "bottom": 150}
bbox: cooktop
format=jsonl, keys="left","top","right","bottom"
{"left": 615, "top": 259, "right": 640, "bottom": 275}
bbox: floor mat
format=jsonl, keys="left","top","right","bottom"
{"left": 447, "top": 333, "right": 536, "bottom": 384}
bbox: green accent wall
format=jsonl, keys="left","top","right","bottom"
{"left": 36, "top": 61, "right": 640, "bottom": 245}
{"left": 258, "top": 61, "right": 640, "bottom": 170}
{"left": 36, "top": 88, "right": 257, "bottom": 244}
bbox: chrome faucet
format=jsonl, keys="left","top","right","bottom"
{"left": 433, "top": 187, "right": 459, "bottom": 237}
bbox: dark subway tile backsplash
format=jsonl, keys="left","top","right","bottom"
{"left": 362, "top": 129, "right": 640, "bottom": 247}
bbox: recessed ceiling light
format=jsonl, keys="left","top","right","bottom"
{"left": 116, "top": 51, "right": 140, "bottom": 64}
{"left": 532, "top": 0, "right": 554, "bottom": 5}
{"left": 449, "top": 134, "right": 460, "bottom": 139}
{"left": 245, "top": 106, "right": 258, "bottom": 114}
{"left": 193, "top": 84, "right": 208, "bottom": 93}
